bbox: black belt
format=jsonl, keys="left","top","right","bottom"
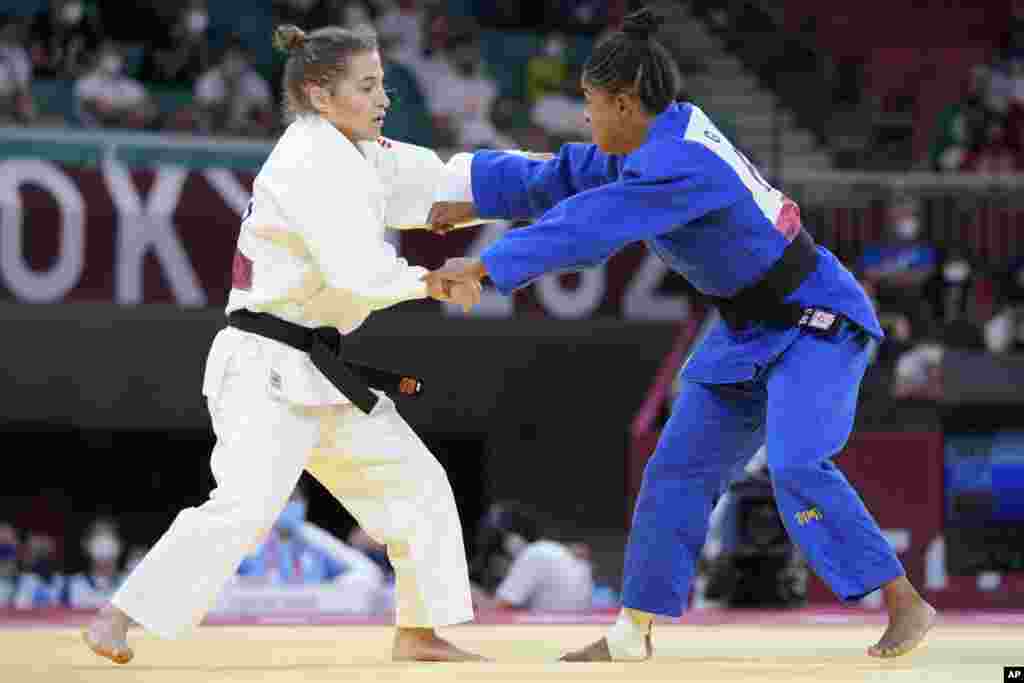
{"left": 226, "top": 309, "right": 423, "bottom": 415}
{"left": 709, "top": 229, "right": 822, "bottom": 331}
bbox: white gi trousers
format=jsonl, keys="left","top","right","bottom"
{"left": 111, "top": 328, "right": 474, "bottom": 638}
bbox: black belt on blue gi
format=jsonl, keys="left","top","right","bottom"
{"left": 709, "top": 229, "right": 840, "bottom": 333}
{"left": 226, "top": 309, "right": 423, "bottom": 415}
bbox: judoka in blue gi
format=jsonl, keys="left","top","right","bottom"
{"left": 425, "top": 8, "right": 937, "bottom": 662}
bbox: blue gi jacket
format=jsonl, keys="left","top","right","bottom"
{"left": 474, "top": 103, "right": 882, "bottom": 384}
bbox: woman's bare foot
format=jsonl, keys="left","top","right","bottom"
{"left": 392, "top": 627, "right": 489, "bottom": 662}
{"left": 868, "top": 576, "right": 937, "bottom": 658}
{"left": 82, "top": 605, "right": 134, "bottom": 664}
{"left": 559, "top": 635, "right": 652, "bottom": 662}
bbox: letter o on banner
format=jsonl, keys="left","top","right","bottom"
{"left": 0, "top": 159, "right": 86, "bottom": 302}
{"left": 536, "top": 266, "right": 606, "bottom": 319}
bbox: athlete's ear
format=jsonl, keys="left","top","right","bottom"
{"left": 306, "top": 84, "right": 331, "bottom": 115}
{"left": 614, "top": 91, "right": 640, "bottom": 118}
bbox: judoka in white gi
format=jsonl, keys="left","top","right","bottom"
{"left": 84, "top": 24, "right": 484, "bottom": 664}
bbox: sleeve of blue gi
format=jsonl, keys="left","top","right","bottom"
{"left": 480, "top": 142, "right": 743, "bottom": 294}
{"left": 471, "top": 143, "right": 621, "bottom": 219}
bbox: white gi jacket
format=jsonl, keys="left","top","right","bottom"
{"left": 203, "top": 115, "right": 459, "bottom": 407}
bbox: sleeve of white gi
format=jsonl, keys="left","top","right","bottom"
{"left": 261, "top": 137, "right": 427, "bottom": 310}
{"left": 362, "top": 138, "right": 448, "bottom": 228}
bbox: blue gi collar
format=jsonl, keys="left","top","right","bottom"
{"left": 644, "top": 102, "right": 687, "bottom": 143}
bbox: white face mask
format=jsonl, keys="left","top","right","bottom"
{"left": 61, "top": 1, "right": 84, "bottom": 25}
{"left": 86, "top": 534, "right": 122, "bottom": 562}
{"left": 943, "top": 259, "right": 970, "bottom": 284}
{"left": 894, "top": 217, "right": 919, "bottom": 240}
{"left": 186, "top": 11, "right": 209, "bottom": 35}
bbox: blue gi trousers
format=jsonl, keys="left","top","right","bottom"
{"left": 623, "top": 321, "right": 905, "bottom": 616}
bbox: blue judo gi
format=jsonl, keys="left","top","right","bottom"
{"left": 470, "top": 103, "right": 905, "bottom": 616}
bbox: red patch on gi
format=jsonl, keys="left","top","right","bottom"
{"left": 377, "top": 137, "right": 392, "bottom": 149}
{"left": 775, "top": 199, "right": 802, "bottom": 241}
{"left": 232, "top": 249, "right": 253, "bottom": 291}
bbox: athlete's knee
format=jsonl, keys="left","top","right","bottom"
{"left": 766, "top": 455, "right": 823, "bottom": 485}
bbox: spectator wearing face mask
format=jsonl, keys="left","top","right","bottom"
{"left": 13, "top": 533, "right": 64, "bottom": 610}
{"left": 74, "top": 41, "right": 156, "bottom": 129}
{"left": 427, "top": 19, "right": 512, "bottom": 150}
{"left": 237, "top": 486, "right": 349, "bottom": 586}
{"left": 138, "top": 0, "right": 211, "bottom": 87}
{"left": 64, "top": 519, "right": 124, "bottom": 609}
{"left": 858, "top": 196, "right": 939, "bottom": 339}
{"left": 193, "top": 37, "right": 274, "bottom": 138}
{"left": 29, "top": 0, "right": 104, "bottom": 79}
{"left": 0, "top": 14, "right": 36, "bottom": 125}
{"left": 0, "top": 523, "right": 20, "bottom": 607}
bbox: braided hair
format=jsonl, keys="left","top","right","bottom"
{"left": 273, "top": 24, "right": 379, "bottom": 120}
{"left": 583, "top": 8, "right": 682, "bottom": 115}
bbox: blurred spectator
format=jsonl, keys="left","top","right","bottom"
{"left": 0, "top": 14, "right": 36, "bottom": 125}
{"left": 858, "top": 196, "right": 938, "bottom": 338}
{"left": 395, "top": 4, "right": 450, "bottom": 99}
{"left": 530, "top": 62, "right": 590, "bottom": 145}
{"left": 375, "top": 0, "right": 423, "bottom": 61}
{"left": 29, "top": 0, "right": 103, "bottom": 79}
{"left": 237, "top": 486, "right": 347, "bottom": 585}
{"left": 892, "top": 343, "right": 943, "bottom": 400}
{"left": 526, "top": 33, "right": 569, "bottom": 104}
{"left": 306, "top": 0, "right": 376, "bottom": 29}
{"left": 984, "top": 259, "right": 1024, "bottom": 354}
{"left": 194, "top": 38, "right": 275, "bottom": 138}
{"left": 74, "top": 41, "right": 156, "bottom": 129}
{"left": 542, "top": 0, "right": 611, "bottom": 36}
{"left": 272, "top": 0, "right": 321, "bottom": 26}
{"left": 137, "top": 0, "right": 211, "bottom": 87}
{"left": 472, "top": 502, "right": 593, "bottom": 612}
{"left": 929, "top": 65, "right": 1001, "bottom": 172}
{"left": 928, "top": 246, "right": 981, "bottom": 328}
{"left": 958, "top": 106, "right": 1021, "bottom": 174}
{"left": 0, "top": 523, "right": 19, "bottom": 607}
{"left": 64, "top": 518, "right": 123, "bottom": 609}
{"left": 13, "top": 533, "right": 63, "bottom": 609}
{"left": 426, "top": 18, "right": 512, "bottom": 149}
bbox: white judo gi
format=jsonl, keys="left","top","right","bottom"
{"left": 111, "top": 115, "right": 474, "bottom": 638}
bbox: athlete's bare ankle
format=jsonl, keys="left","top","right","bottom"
{"left": 97, "top": 604, "right": 131, "bottom": 629}
{"left": 881, "top": 576, "right": 923, "bottom": 611}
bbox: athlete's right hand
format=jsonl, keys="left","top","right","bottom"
{"left": 425, "top": 277, "right": 481, "bottom": 312}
